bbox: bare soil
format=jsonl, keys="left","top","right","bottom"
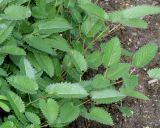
{"left": 70, "top": 0, "right": 160, "bottom": 128}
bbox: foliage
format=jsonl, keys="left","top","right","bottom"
{"left": 0, "top": 0, "right": 159, "bottom": 127}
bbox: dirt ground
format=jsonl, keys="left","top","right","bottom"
{"left": 70, "top": 0, "right": 160, "bottom": 128}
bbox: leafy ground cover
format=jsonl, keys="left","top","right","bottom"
{"left": 0, "top": 0, "right": 160, "bottom": 128}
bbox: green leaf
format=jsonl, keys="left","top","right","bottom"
{"left": 25, "top": 36, "right": 53, "bottom": 55}
{"left": 123, "top": 5, "right": 160, "bottom": 19}
{"left": 70, "top": 7, "right": 82, "bottom": 23}
{"left": 0, "top": 45, "right": 26, "bottom": 55}
{"left": 69, "top": 50, "right": 88, "bottom": 72}
{"left": 81, "top": 16, "right": 105, "bottom": 37}
{"left": 25, "top": 112, "right": 41, "bottom": 125}
{"left": 102, "top": 37, "right": 121, "bottom": 67}
{"left": 20, "top": 58, "right": 36, "bottom": 79}
{"left": 7, "top": 75, "right": 39, "bottom": 94}
{"left": 90, "top": 89, "right": 126, "bottom": 104}
{"left": 3, "top": 5, "right": 31, "bottom": 20}
{"left": 0, "top": 68, "right": 8, "bottom": 76}
{"left": 132, "top": 43, "right": 158, "bottom": 68}
{"left": 78, "top": 2, "right": 109, "bottom": 20}
{"left": 107, "top": 63, "right": 131, "bottom": 80}
{"left": 118, "top": 107, "right": 133, "bottom": 117}
{"left": 120, "top": 88, "right": 149, "bottom": 100}
{"left": 37, "top": 17, "right": 72, "bottom": 34}
{"left": 92, "top": 74, "right": 110, "bottom": 89}
{"left": 86, "top": 51, "right": 102, "bottom": 69}
{"left": 82, "top": 107, "right": 113, "bottom": 126}
{"left": 123, "top": 74, "right": 138, "bottom": 90}
{"left": 109, "top": 11, "right": 148, "bottom": 28}
{"left": 39, "top": 99, "right": 59, "bottom": 125}
{"left": 7, "top": 91, "right": 25, "bottom": 113}
{"left": 49, "top": 35, "right": 71, "bottom": 52}
{"left": 0, "top": 121, "right": 15, "bottom": 128}
{"left": 0, "top": 21, "right": 15, "bottom": 44}
{"left": 46, "top": 82, "right": 88, "bottom": 98}
{"left": 0, "top": 101, "right": 10, "bottom": 112}
{"left": 32, "top": 0, "right": 47, "bottom": 19}
{"left": 34, "top": 53, "right": 54, "bottom": 77}
{"left": 57, "top": 102, "right": 80, "bottom": 124}
{"left": 147, "top": 68, "right": 160, "bottom": 79}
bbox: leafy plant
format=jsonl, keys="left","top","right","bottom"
{"left": 0, "top": 0, "right": 159, "bottom": 127}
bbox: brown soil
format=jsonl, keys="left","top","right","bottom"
{"left": 70, "top": 0, "right": 160, "bottom": 128}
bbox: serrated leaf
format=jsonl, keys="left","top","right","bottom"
{"left": 86, "top": 51, "right": 102, "bottom": 69}
{"left": 69, "top": 50, "right": 87, "bottom": 72}
{"left": 78, "top": 2, "right": 109, "bottom": 20}
{"left": 7, "top": 75, "right": 38, "bottom": 94}
{"left": 120, "top": 88, "right": 149, "bottom": 100}
{"left": 0, "top": 21, "right": 15, "bottom": 44}
{"left": 46, "top": 82, "right": 88, "bottom": 98}
{"left": 57, "top": 102, "right": 80, "bottom": 124}
{"left": 147, "top": 68, "right": 160, "bottom": 79}
{"left": 81, "top": 16, "right": 105, "bottom": 37}
{"left": 123, "top": 74, "right": 138, "bottom": 90}
{"left": 7, "top": 91, "right": 25, "bottom": 113}
{"left": 109, "top": 11, "right": 148, "bottom": 28}
{"left": 20, "top": 58, "right": 36, "bottom": 79}
{"left": 118, "top": 107, "right": 133, "bottom": 117}
{"left": 107, "top": 63, "right": 131, "bottom": 80}
{"left": 132, "top": 43, "right": 158, "bottom": 68}
{"left": 37, "top": 17, "right": 72, "bottom": 34}
{"left": 123, "top": 5, "right": 160, "bottom": 19}
{"left": 3, "top": 5, "right": 31, "bottom": 20}
{"left": 39, "top": 99, "right": 59, "bottom": 125}
{"left": 91, "top": 89, "right": 126, "bottom": 104}
{"left": 102, "top": 37, "right": 121, "bottom": 67}
{"left": 0, "top": 121, "right": 15, "bottom": 128}
{"left": 25, "top": 112, "right": 41, "bottom": 125}
{"left": 92, "top": 74, "right": 110, "bottom": 89}
{"left": 49, "top": 35, "right": 71, "bottom": 52}
{"left": 82, "top": 107, "right": 113, "bottom": 125}
{"left": 0, "top": 101, "right": 10, "bottom": 112}
{"left": 0, "top": 45, "right": 26, "bottom": 55}
{"left": 34, "top": 53, "right": 54, "bottom": 77}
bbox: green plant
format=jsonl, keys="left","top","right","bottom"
{"left": 0, "top": 0, "right": 159, "bottom": 127}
